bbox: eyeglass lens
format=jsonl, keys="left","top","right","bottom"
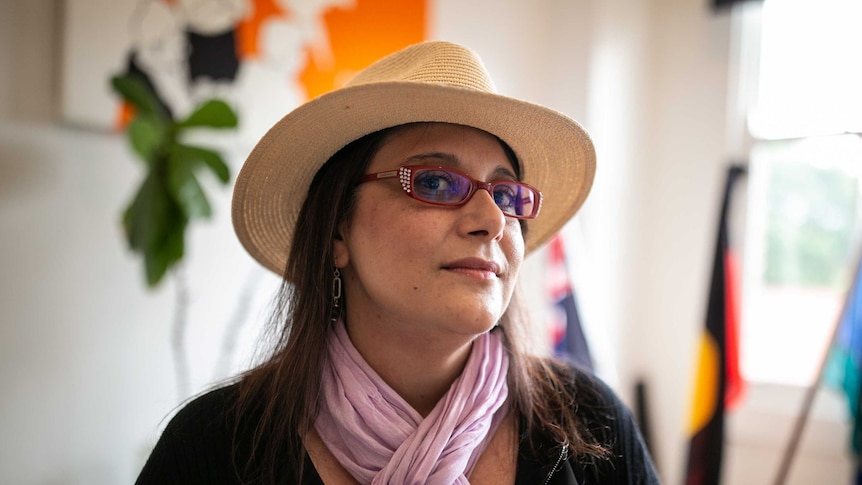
{"left": 411, "top": 168, "right": 537, "bottom": 217}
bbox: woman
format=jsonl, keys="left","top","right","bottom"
{"left": 137, "top": 41, "right": 660, "bottom": 484}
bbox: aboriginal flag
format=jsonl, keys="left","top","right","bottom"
{"left": 684, "top": 166, "right": 746, "bottom": 485}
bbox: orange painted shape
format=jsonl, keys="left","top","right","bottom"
{"left": 688, "top": 332, "right": 719, "bottom": 435}
{"left": 115, "top": 102, "right": 137, "bottom": 131}
{"left": 298, "top": 0, "right": 426, "bottom": 100}
{"left": 237, "top": 0, "right": 290, "bottom": 59}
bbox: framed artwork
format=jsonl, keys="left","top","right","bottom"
{"left": 59, "top": 0, "right": 426, "bottom": 137}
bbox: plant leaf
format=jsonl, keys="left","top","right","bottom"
{"left": 123, "top": 172, "right": 172, "bottom": 252}
{"left": 168, "top": 154, "right": 212, "bottom": 219}
{"left": 177, "top": 99, "right": 238, "bottom": 129}
{"left": 127, "top": 115, "right": 165, "bottom": 163}
{"left": 144, "top": 252, "right": 168, "bottom": 287}
{"left": 110, "top": 75, "right": 168, "bottom": 121}
{"left": 172, "top": 143, "right": 231, "bottom": 183}
{"left": 144, "top": 218, "right": 185, "bottom": 287}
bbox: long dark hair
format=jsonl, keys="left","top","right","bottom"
{"left": 233, "top": 123, "right": 607, "bottom": 483}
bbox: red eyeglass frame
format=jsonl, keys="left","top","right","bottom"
{"left": 358, "top": 165, "right": 542, "bottom": 219}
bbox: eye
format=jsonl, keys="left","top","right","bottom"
{"left": 493, "top": 184, "right": 518, "bottom": 212}
{"left": 413, "top": 169, "right": 467, "bottom": 203}
{"left": 417, "top": 171, "right": 450, "bottom": 191}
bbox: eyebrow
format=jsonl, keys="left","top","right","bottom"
{"left": 402, "top": 152, "right": 518, "bottom": 180}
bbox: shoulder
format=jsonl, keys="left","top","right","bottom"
{"left": 570, "top": 367, "right": 632, "bottom": 428}
{"left": 135, "top": 384, "right": 244, "bottom": 485}
{"left": 136, "top": 382, "right": 319, "bottom": 485}
{"left": 160, "top": 384, "right": 240, "bottom": 443}
{"left": 540, "top": 361, "right": 635, "bottom": 428}
{"left": 533, "top": 360, "right": 626, "bottom": 425}
{"left": 546, "top": 362, "right": 662, "bottom": 485}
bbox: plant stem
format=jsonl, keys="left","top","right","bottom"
{"left": 214, "top": 267, "right": 262, "bottom": 380}
{"left": 172, "top": 265, "right": 190, "bottom": 400}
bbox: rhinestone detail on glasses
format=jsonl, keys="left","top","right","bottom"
{"left": 399, "top": 167, "right": 412, "bottom": 193}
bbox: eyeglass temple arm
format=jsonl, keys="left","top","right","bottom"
{"left": 358, "top": 170, "right": 399, "bottom": 183}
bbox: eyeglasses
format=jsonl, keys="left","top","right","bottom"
{"left": 359, "top": 165, "right": 542, "bottom": 219}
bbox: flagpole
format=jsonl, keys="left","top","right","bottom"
{"left": 771, "top": 248, "right": 862, "bottom": 485}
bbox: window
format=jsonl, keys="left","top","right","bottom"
{"left": 740, "top": 0, "right": 862, "bottom": 386}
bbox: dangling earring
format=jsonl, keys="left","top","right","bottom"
{"left": 331, "top": 268, "right": 343, "bottom": 323}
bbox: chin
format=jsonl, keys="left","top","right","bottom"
{"left": 451, "top": 312, "right": 502, "bottom": 336}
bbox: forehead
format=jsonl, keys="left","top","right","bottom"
{"left": 369, "top": 123, "right": 516, "bottom": 176}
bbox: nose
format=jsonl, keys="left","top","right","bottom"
{"left": 457, "top": 186, "right": 506, "bottom": 241}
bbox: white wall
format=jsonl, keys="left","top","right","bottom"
{"left": 1, "top": 0, "right": 850, "bottom": 484}
{"left": 627, "top": 1, "right": 733, "bottom": 481}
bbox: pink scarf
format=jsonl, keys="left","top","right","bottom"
{"left": 314, "top": 321, "right": 509, "bottom": 485}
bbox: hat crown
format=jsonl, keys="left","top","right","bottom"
{"left": 346, "top": 41, "right": 497, "bottom": 93}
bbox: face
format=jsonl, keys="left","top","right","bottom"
{"left": 333, "top": 123, "right": 526, "bottom": 341}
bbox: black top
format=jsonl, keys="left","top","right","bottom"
{"left": 136, "top": 367, "right": 660, "bottom": 484}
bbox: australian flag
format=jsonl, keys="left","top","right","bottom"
{"left": 548, "top": 235, "right": 593, "bottom": 371}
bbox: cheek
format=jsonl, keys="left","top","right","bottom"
{"left": 498, "top": 224, "right": 525, "bottom": 306}
{"left": 350, "top": 199, "right": 432, "bottom": 270}
{"left": 504, "top": 224, "right": 526, "bottom": 272}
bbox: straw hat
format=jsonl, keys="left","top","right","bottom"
{"left": 232, "top": 40, "right": 595, "bottom": 276}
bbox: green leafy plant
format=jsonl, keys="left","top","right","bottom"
{"left": 111, "top": 75, "right": 238, "bottom": 286}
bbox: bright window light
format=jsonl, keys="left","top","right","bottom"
{"left": 743, "top": 136, "right": 862, "bottom": 385}
{"left": 741, "top": 0, "right": 862, "bottom": 386}
{"left": 749, "top": 0, "right": 862, "bottom": 139}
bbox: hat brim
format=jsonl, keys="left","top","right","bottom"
{"left": 232, "top": 81, "right": 596, "bottom": 276}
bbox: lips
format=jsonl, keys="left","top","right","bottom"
{"left": 441, "top": 258, "right": 502, "bottom": 277}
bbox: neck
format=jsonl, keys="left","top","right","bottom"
{"left": 343, "top": 315, "right": 475, "bottom": 417}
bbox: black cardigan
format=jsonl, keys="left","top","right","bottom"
{"left": 136, "top": 367, "right": 660, "bottom": 484}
